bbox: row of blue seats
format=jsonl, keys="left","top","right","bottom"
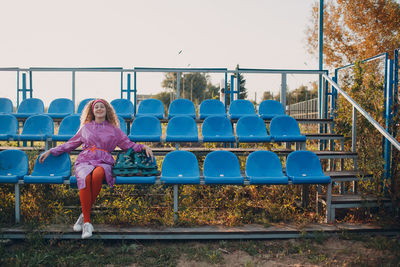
{"left": 0, "top": 113, "right": 305, "bottom": 143}
{"left": 0, "top": 149, "right": 330, "bottom": 185}
{"left": 0, "top": 97, "right": 285, "bottom": 120}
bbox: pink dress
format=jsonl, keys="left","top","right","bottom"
{"left": 50, "top": 120, "right": 143, "bottom": 189}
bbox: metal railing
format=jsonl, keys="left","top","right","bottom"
{"left": 323, "top": 74, "right": 400, "bottom": 152}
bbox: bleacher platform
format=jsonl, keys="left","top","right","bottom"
{"left": 0, "top": 96, "right": 366, "bottom": 225}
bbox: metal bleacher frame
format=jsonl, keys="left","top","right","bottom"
{"left": 0, "top": 54, "right": 398, "bottom": 233}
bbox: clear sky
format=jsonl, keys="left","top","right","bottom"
{"left": 0, "top": 0, "right": 321, "bottom": 106}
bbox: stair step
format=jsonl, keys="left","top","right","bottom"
{"left": 325, "top": 171, "right": 372, "bottom": 182}
{"left": 320, "top": 194, "right": 391, "bottom": 205}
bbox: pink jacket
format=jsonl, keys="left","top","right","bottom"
{"left": 50, "top": 120, "right": 143, "bottom": 189}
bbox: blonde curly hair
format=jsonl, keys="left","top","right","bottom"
{"left": 80, "top": 99, "right": 120, "bottom": 127}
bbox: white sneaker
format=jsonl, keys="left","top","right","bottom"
{"left": 81, "top": 222, "right": 94, "bottom": 239}
{"left": 73, "top": 213, "right": 84, "bottom": 232}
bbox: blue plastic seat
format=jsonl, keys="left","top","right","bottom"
{"left": 161, "top": 151, "right": 200, "bottom": 184}
{"left": 286, "top": 150, "right": 331, "bottom": 184}
{"left": 201, "top": 116, "right": 235, "bottom": 142}
{"left": 24, "top": 153, "right": 71, "bottom": 184}
{"left": 245, "top": 151, "right": 288, "bottom": 184}
{"left": 168, "top": 99, "right": 196, "bottom": 119}
{"left": 258, "top": 100, "right": 285, "bottom": 119}
{"left": 118, "top": 116, "right": 127, "bottom": 134}
{"left": 129, "top": 115, "right": 162, "bottom": 142}
{"left": 228, "top": 99, "right": 256, "bottom": 120}
{"left": 51, "top": 114, "right": 81, "bottom": 141}
{"left": 76, "top": 98, "right": 95, "bottom": 114}
{"left": 111, "top": 99, "right": 134, "bottom": 119}
{"left": 0, "top": 150, "right": 29, "bottom": 183}
{"left": 166, "top": 116, "right": 198, "bottom": 142}
{"left": 47, "top": 98, "right": 74, "bottom": 119}
{"left": 203, "top": 151, "right": 244, "bottom": 184}
{"left": 236, "top": 115, "right": 271, "bottom": 142}
{"left": 0, "top": 114, "right": 18, "bottom": 141}
{"left": 0, "top": 98, "right": 13, "bottom": 113}
{"left": 199, "top": 99, "right": 226, "bottom": 119}
{"left": 15, "top": 115, "right": 54, "bottom": 141}
{"left": 136, "top": 99, "right": 165, "bottom": 119}
{"left": 14, "top": 98, "right": 44, "bottom": 119}
{"left": 115, "top": 157, "right": 158, "bottom": 184}
{"left": 269, "top": 115, "right": 306, "bottom": 142}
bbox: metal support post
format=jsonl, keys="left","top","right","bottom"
{"left": 177, "top": 72, "right": 181, "bottom": 98}
{"left": 384, "top": 59, "right": 394, "bottom": 183}
{"left": 72, "top": 71, "right": 76, "bottom": 107}
{"left": 280, "top": 73, "right": 287, "bottom": 109}
{"left": 173, "top": 185, "right": 179, "bottom": 222}
{"left": 22, "top": 73, "right": 27, "bottom": 101}
{"left": 134, "top": 72, "right": 137, "bottom": 114}
{"left": 15, "top": 183, "right": 20, "bottom": 224}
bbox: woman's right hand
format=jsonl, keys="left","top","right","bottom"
{"left": 39, "top": 150, "right": 51, "bottom": 163}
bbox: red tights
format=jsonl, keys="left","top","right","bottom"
{"left": 79, "top": 167, "right": 105, "bottom": 223}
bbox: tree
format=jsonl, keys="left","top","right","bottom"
{"left": 306, "top": 0, "right": 400, "bottom": 68}
{"left": 161, "top": 72, "right": 217, "bottom": 105}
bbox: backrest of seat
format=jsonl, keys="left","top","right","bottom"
{"left": 203, "top": 151, "right": 241, "bottom": 177}
{"left": 77, "top": 98, "right": 95, "bottom": 113}
{"left": 166, "top": 116, "right": 197, "bottom": 136}
{"left": 0, "top": 150, "right": 29, "bottom": 176}
{"left": 21, "top": 115, "right": 54, "bottom": 135}
{"left": 58, "top": 115, "right": 81, "bottom": 135}
{"left": 286, "top": 150, "right": 324, "bottom": 177}
{"left": 17, "top": 98, "right": 44, "bottom": 114}
{"left": 118, "top": 116, "right": 127, "bottom": 134}
{"left": 199, "top": 99, "right": 226, "bottom": 119}
{"left": 48, "top": 98, "right": 74, "bottom": 114}
{"left": 228, "top": 99, "right": 256, "bottom": 118}
{"left": 246, "top": 151, "right": 284, "bottom": 177}
{"left": 0, "top": 98, "right": 13, "bottom": 113}
{"left": 111, "top": 99, "right": 134, "bottom": 115}
{"left": 236, "top": 115, "right": 268, "bottom": 136}
{"left": 137, "top": 99, "right": 165, "bottom": 118}
{"left": 130, "top": 116, "right": 162, "bottom": 136}
{"left": 0, "top": 114, "right": 18, "bottom": 135}
{"left": 168, "top": 99, "right": 196, "bottom": 118}
{"left": 162, "top": 151, "right": 200, "bottom": 177}
{"left": 258, "top": 100, "right": 285, "bottom": 118}
{"left": 31, "top": 153, "right": 71, "bottom": 177}
{"left": 201, "top": 116, "right": 233, "bottom": 136}
{"left": 269, "top": 115, "right": 301, "bottom": 136}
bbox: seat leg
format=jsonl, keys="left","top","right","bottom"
{"left": 173, "top": 185, "right": 179, "bottom": 223}
{"left": 15, "top": 183, "right": 20, "bottom": 224}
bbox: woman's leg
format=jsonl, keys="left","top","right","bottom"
{"left": 91, "top": 167, "right": 105, "bottom": 206}
{"left": 79, "top": 174, "right": 93, "bottom": 223}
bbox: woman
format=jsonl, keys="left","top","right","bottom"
{"left": 39, "top": 99, "right": 153, "bottom": 239}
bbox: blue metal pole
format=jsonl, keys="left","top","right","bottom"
{"left": 127, "top": 73, "right": 131, "bottom": 101}
{"left": 318, "top": 0, "right": 324, "bottom": 119}
{"left": 16, "top": 70, "right": 20, "bottom": 107}
{"left": 224, "top": 72, "right": 228, "bottom": 111}
{"left": 230, "top": 75, "right": 235, "bottom": 103}
{"left": 22, "top": 73, "right": 27, "bottom": 100}
{"left": 394, "top": 49, "right": 399, "bottom": 138}
{"left": 120, "top": 71, "right": 123, "bottom": 99}
{"left": 29, "top": 71, "right": 33, "bottom": 98}
{"left": 384, "top": 59, "right": 394, "bottom": 183}
{"left": 236, "top": 72, "right": 240, "bottom": 100}
{"left": 134, "top": 72, "right": 137, "bottom": 115}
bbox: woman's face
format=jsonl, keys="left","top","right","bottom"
{"left": 93, "top": 102, "right": 107, "bottom": 120}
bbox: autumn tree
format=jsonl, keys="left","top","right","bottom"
{"left": 306, "top": 0, "right": 400, "bottom": 68}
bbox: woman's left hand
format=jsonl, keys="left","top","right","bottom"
{"left": 142, "top": 145, "right": 154, "bottom": 161}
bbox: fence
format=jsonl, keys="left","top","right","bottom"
{"left": 286, "top": 98, "right": 318, "bottom": 119}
